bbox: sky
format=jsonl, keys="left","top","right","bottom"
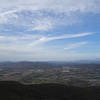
{"left": 0, "top": 0, "right": 100, "bottom": 61}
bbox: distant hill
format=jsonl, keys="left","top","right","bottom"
{"left": 0, "top": 62, "right": 59, "bottom": 69}
{"left": 0, "top": 61, "right": 100, "bottom": 69}
{"left": 0, "top": 81, "right": 100, "bottom": 100}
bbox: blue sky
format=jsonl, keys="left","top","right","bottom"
{"left": 0, "top": 0, "right": 100, "bottom": 61}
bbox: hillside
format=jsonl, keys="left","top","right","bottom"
{"left": 0, "top": 81, "right": 100, "bottom": 100}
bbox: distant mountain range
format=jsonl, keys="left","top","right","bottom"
{"left": 0, "top": 61, "right": 100, "bottom": 68}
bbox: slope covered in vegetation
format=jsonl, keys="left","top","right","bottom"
{"left": 0, "top": 81, "right": 100, "bottom": 100}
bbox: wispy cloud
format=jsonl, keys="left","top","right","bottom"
{"left": 0, "top": 32, "right": 93, "bottom": 45}
{"left": 0, "top": 9, "right": 79, "bottom": 32}
{"left": 64, "top": 42, "right": 88, "bottom": 50}
{"left": 0, "top": 32, "right": 93, "bottom": 53}
{"left": 0, "top": 34, "right": 42, "bottom": 40}
{"left": 30, "top": 17, "right": 55, "bottom": 31}
{"left": 29, "top": 32, "right": 94, "bottom": 46}
{"left": 0, "top": 0, "right": 100, "bottom": 32}
{"left": 0, "top": 0, "right": 100, "bottom": 13}
{"left": 0, "top": 9, "right": 20, "bottom": 24}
